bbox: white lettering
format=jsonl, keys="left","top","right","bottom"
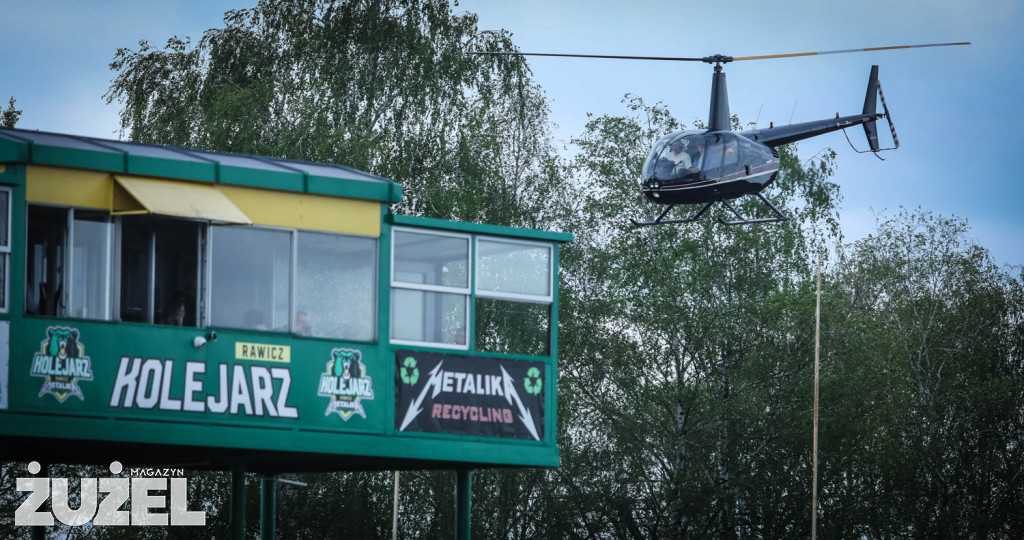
{"left": 183, "top": 362, "right": 205, "bottom": 413}
{"left": 250, "top": 366, "right": 277, "bottom": 416}
{"left": 206, "top": 364, "right": 229, "bottom": 414}
{"left": 169, "top": 478, "right": 205, "bottom": 525}
{"left": 272, "top": 367, "right": 298, "bottom": 419}
{"left": 131, "top": 478, "right": 168, "bottom": 526}
{"left": 229, "top": 365, "right": 253, "bottom": 415}
{"left": 14, "top": 477, "right": 51, "bottom": 526}
{"left": 110, "top": 357, "right": 141, "bottom": 408}
{"left": 135, "top": 359, "right": 162, "bottom": 409}
{"left": 52, "top": 478, "right": 98, "bottom": 526}
{"left": 95, "top": 477, "right": 129, "bottom": 526}
{"left": 159, "top": 360, "right": 183, "bottom": 411}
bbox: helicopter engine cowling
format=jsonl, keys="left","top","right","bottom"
{"left": 640, "top": 131, "right": 780, "bottom": 205}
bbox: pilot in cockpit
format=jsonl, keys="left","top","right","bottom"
{"left": 665, "top": 139, "right": 692, "bottom": 172}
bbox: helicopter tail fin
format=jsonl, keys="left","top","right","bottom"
{"left": 862, "top": 65, "right": 881, "bottom": 152}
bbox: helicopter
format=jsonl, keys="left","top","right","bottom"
{"left": 474, "top": 43, "right": 969, "bottom": 226}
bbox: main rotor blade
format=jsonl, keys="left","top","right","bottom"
{"left": 733, "top": 42, "right": 970, "bottom": 61}
{"left": 471, "top": 51, "right": 705, "bottom": 62}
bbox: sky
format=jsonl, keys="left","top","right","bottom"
{"left": 1, "top": 0, "right": 1021, "bottom": 268}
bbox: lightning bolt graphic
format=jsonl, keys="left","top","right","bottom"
{"left": 501, "top": 365, "right": 540, "bottom": 441}
{"left": 398, "top": 361, "right": 444, "bottom": 431}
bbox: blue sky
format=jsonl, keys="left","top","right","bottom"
{"left": 2, "top": 0, "right": 1021, "bottom": 268}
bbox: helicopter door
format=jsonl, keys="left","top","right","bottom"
{"left": 702, "top": 134, "right": 742, "bottom": 178}
{"left": 702, "top": 134, "right": 724, "bottom": 174}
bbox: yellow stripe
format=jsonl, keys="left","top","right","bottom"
{"left": 217, "top": 185, "right": 380, "bottom": 237}
{"left": 864, "top": 46, "right": 910, "bottom": 51}
{"left": 734, "top": 52, "right": 818, "bottom": 61}
{"left": 26, "top": 165, "right": 381, "bottom": 237}
{"left": 27, "top": 166, "right": 113, "bottom": 209}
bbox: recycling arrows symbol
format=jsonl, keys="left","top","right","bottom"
{"left": 400, "top": 357, "right": 419, "bottom": 385}
{"left": 523, "top": 367, "right": 542, "bottom": 395}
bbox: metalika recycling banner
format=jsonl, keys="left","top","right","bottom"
{"left": 395, "top": 350, "right": 545, "bottom": 441}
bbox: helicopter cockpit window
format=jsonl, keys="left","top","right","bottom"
{"left": 703, "top": 135, "right": 725, "bottom": 171}
{"left": 642, "top": 132, "right": 705, "bottom": 182}
{"left": 723, "top": 138, "right": 739, "bottom": 166}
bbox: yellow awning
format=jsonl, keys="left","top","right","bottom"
{"left": 113, "top": 175, "right": 251, "bottom": 224}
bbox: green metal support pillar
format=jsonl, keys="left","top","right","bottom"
{"left": 455, "top": 469, "right": 473, "bottom": 540}
{"left": 230, "top": 463, "right": 246, "bottom": 540}
{"left": 261, "top": 476, "right": 276, "bottom": 540}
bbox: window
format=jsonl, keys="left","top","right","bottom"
{"left": 70, "top": 210, "right": 113, "bottom": 320}
{"left": 120, "top": 216, "right": 201, "bottom": 326}
{"left": 211, "top": 226, "right": 378, "bottom": 340}
{"left": 26, "top": 205, "right": 113, "bottom": 320}
{"left": 703, "top": 135, "right": 725, "bottom": 172}
{"left": 296, "top": 232, "right": 376, "bottom": 341}
{"left": 24, "top": 201, "right": 379, "bottom": 339}
{"left": 723, "top": 137, "right": 739, "bottom": 166}
{"left": 0, "top": 188, "right": 9, "bottom": 312}
{"left": 475, "top": 238, "right": 552, "bottom": 356}
{"left": 391, "top": 229, "right": 470, "bottom": 348}
{"left": 210, "top": 226, "right": 292, "bottom": 332}
{"left": 389, "top": 230, "right": 555, "bottom": 356}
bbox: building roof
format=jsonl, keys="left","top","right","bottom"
{"left": 0, "top": 127, "right": 402, "bottom": 203}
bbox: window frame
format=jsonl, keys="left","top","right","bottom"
{"left": 474, "top": 236, "right": 554, "bottom": 305}
{"left": 207, "top": 224, "right": 380, "bottom": 342}
{"left": 0, "top": 186, "right": 11, "bottom": 313}
{"left": 390, "top": 226, "right": 471, "bottom": 350}
{"left": 24, "top": 203, "right": 116, "bottom": 320}
{"left": 207, "top": 223, "right": 296, "bottom": 334}
{"left": 118, "top": 214, "right": 206, "bottom": 327}
{"left": 294, "top": 228, "right": 379, "bottom": 342}
{"left": 67, "top": 208, "right": 114, "bottom": 321}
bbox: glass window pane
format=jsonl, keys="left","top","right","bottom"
{"left": 296, "top": 232, "right": 376, "bottom": 341}
{"left": 119, "top": 221, "right": 152, "bottom": 323}
{"left": 477, "top": 240, "right": 550, "bottom": 297}
{"left": 26, "top": 206, "right": 67, "bottom": 316}
{"left": 155, "top": 221, "right": 199, "bottom": 327}
{"left": 393, "top": 231, "right": 468, "bottom": 288}
{"left": 212, "top": 227, "right": 291, "bottom": 331}
{"left": 0, "top": 190, "right": 9, "bottom": 249}
{"left": 391, "top": 290, "right": 466, "bottom": 346}
{"left": 70, "top": 211, "right": 112, "bottom": 320}
{"left": 475, "top": 298, "right": 550, "bottom": 356}
{"left": 120, "top": 217, "right": 200, "bottom": 326}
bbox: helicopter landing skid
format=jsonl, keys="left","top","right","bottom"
{"left": 630, "top": 201, "right": 714, "bottom": 226}
{"left": 717, "top": 193, "right": 790, "bottom": 226}
{"left": 630, "top": 193, "right": 789, "bottom": 227}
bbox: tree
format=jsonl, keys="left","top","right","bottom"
{"left": 818, "top": 209, "right": 1024, "bottom": 538}
{"left": 549, "top": 96, "right": 844, "bottom": 538}
{"left": 106, "top": 0, "right": 566, "bottom": 229}
{"left": 104, "top": 2, "right": 569, "bottom": 538}
{"left": 1, "top": 97, "right": 21, "bottom": 128}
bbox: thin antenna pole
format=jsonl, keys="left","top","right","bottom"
{"left": 393, "top": 471, "right": 400, "bottom": 540}
{"left": 811, "top": 256, "right": 821, "bottom": 540}
{"left": 789, "top": 99, "right": 799, "bottom": 125}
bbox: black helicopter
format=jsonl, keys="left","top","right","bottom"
{"left": 474, "top": 43, "right": 969, "bottom": 225}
